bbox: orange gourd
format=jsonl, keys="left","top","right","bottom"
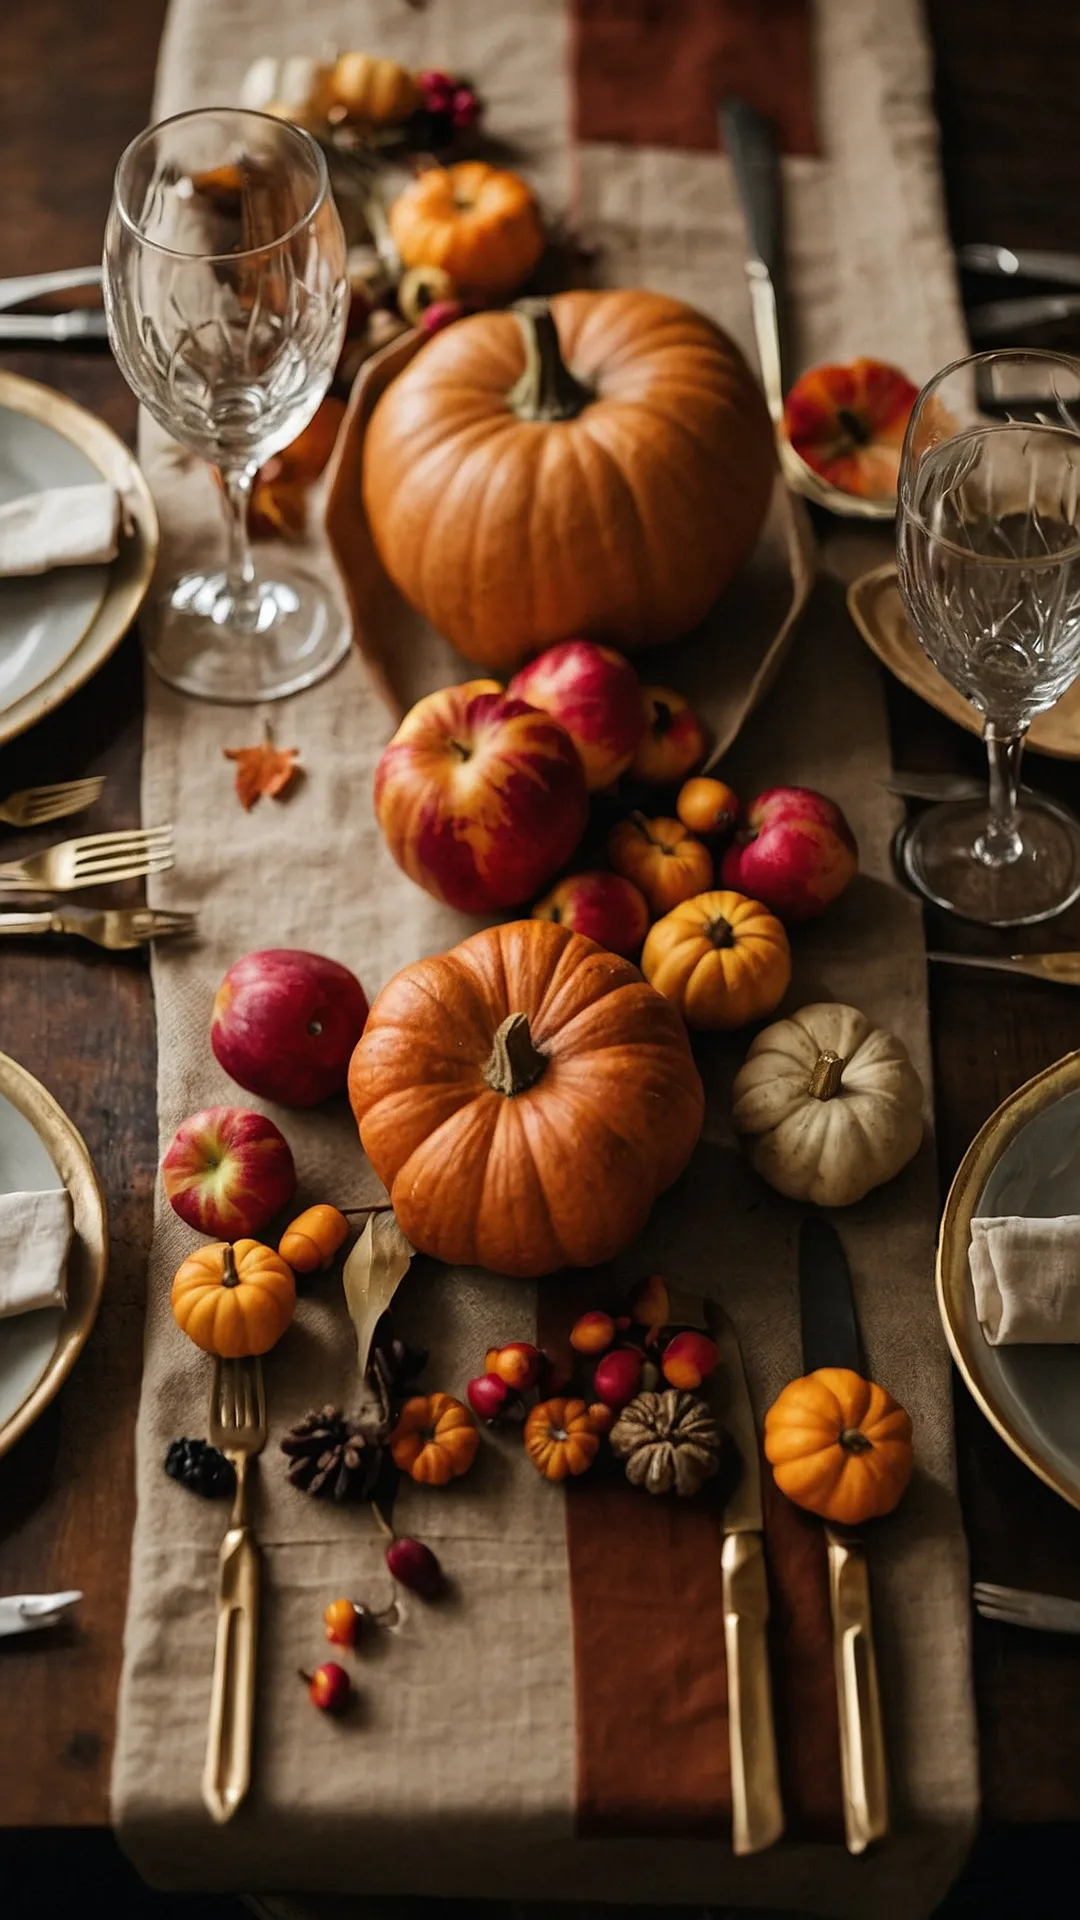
{"left": 524, "top": 1398, "right": 606, "bottom": 1481}
{"left": 389, "top": 1392, "right": 479, "bottom": 1485}
{"left": 641, "top": 890, "right": 791, "bottom": 1031}
{"left": 363, "top": 291, "right": 775, "bottom": 671}
{"left": 331, "top": 52, "right": 421, "bottom": 124}
{"left": 608, "top": 813, "right": 713, "bottom": 915}
{"left": 348, "top": 919, "right": 704, "bottom": 1279}
{"left": 388, "top": 162, "right": 545, "bottom": 296}
{"left": 677, "top": 777, "right": 740, "bottom": 839}
{"left": 278, "top": 1204, "right": 349, "bottom": 1273}
{"left": 764, "top": 1368, "right": 914, "bottom": 1525}
{"left": 171, "top": 1239, "right": 296, "bottom": 1357}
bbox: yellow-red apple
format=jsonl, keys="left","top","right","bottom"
{"left": 532, "top": 870, "right": 649, "bottom": 957}
{"left": 508, "top": 640, "right": 644, "bottom": 791}
{"left": 721, "top": 787, "right": 857, "bottom": 923}
{"left": 162, "top": 1105, "right": 296, "bottom": 1239}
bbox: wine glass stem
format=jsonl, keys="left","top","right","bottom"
{"left": 220, "top": 466, "right": 260, "bottom": 631}
{"left": 977, "top": 721, "right": 1025, "bottom": 868}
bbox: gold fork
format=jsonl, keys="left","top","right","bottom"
{"left": 0, "top": 825, "right": 173, "bottom": 892}
{"left": 203, "top": 1351, "right": 267, "bottom": 1826}
{"left": 0, "top": 906, "right": 196, "bottom": 949}
{"left": 0, "top": 777, "right": 106, "bottom": 828}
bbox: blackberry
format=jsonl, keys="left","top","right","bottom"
{"left": 164, "top": 1437, "right": 236, "bottom": 1499}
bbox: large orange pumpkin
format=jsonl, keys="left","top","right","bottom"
{"left": 348, "top": 919, "right": 704, "bottom": 1278}
{"left": 363, "top": 291, "right": 775, "bottom": 671}
{"left": 388, "top": 162, "right": 545, "bottom": 296}
{"left": 641, "top": 890, "right": 791, "bottom": 1031}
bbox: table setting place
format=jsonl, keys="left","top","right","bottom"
{"left": 6, "top": 2, "right": 1080, "bottom": 1919}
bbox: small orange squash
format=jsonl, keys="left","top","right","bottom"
{"left": 390, "top": 1392, "right": 479, "bottom": 1486}
{"left": 524, "top": 1397, "right": 606, "bottom": 1481}
{"left": 388, "top": 162, "right": 545, "bottom": 296}
{"left": 171, "top": 1239, "right": 296, "bottom": 1357}
{"left": 278, "top": 1204, "right": 350, "bottom": 1274}
{"left": 608, "top": 813, "right": 713, "bottom": 916}
{"left": 764, "top": 1367, "right": 914, "bottom": 1525}
{"left": 677, "top": 777, "right": 740, "bottom": 839}
{"left": 641, "top": 890, "right": 791, "bottom": 1031}
{"left": 330, "top": 52, "right": 421, "bottom": 125}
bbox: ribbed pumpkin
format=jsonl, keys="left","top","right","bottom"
{"left": 363, "top": 291, "right": 775, "bottom": 671}
{"left": 331, "top": 52, "right": 421, "bottom": 124}
{"left": 348, "top": 919, "right": 705, "bottom": 1279}
{"left": 388, "top": 162, "right": 544, "bottom": 296}
{"left": 171, "top": 1239, "right": 296, "bottom": 1357}
{"left": 641, "top": 890, "right": 791, "bottom": 1031}
{"left": 608, "top": 813, "right": 713, "bottom": 916}
{"left": 764, "top": 1368, "right": 914, "bottom": 1525}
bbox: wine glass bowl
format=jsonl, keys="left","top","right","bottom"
{"left": 896, "top": 350, "right": 1080, "bottom": 924}
{"left": 104, "top": 109, "right": 349, "bottom": 702}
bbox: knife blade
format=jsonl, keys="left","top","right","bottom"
{"left": 958, "top": 243, "right": 1080, "bottom": 287}
{"left": 719, "top": 97, "right": 787, "bottom": 425}
{"left": 0, "top": 266, "right": 103, "bottom": 312}
{"left": 709, "top": 1302, "right": 784, "bottom": 1855}
{"left": 0, "top": 310, "right": 109, "bottom": 344}
{"left": 796, "top": 1218, "right": 889, "bottom": 1854}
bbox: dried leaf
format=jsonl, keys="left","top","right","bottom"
{"left": 250, "top": 464, "right": 308, "bottom": 541}
{"left": 224, "top": 723, "right": 301, "bottom": 810}
{"left": 343, "top": 1211, "right": 415, "bottom": 1378}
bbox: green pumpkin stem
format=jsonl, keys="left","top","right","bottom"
{"left": 508, "top": 300, "right": 593, "bottom": 423}
{"left": 483, "top": 1012, "right": 548, "bottom": 1097}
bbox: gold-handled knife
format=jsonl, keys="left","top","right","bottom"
{"left": 797, "top": 1218, "right": 889, "bottom": 1853}
{"left": 710, "top": 1303, "right": 785, "bottom": 1855}
{"left": 669, "top": 1288, "right": 784, "bottom": 1854}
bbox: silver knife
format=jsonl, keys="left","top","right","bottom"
{"left": 0, "top": 310, "right": 109, "bottom": 344}
{"left": 967, "top": 293, "right": 1080, "bottom": 340}
{"left": 0, "top": 1590, "right": 82, "bottom": 1637}
{"left": 719, "top": 96, "right": 787, "bottom": 425}
{"left": 0, "top": 266, "right": 103, "bottom": 312}
{"left": 709, "top": 1302, "right": 785, "bottom": 1854}
{"left": 959, "top": 244, "right": 1080, "bottom": 287}
{"left": 797, "top": 1218, "right": 889, "bottom": 1854}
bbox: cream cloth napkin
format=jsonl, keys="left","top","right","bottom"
{"left": 0, "top": 483, "right": 120, "bottom": 576}
{"left": 970, "top": 1214, "right": 1080, "bottom": 1343}
{"left": 0, "top": 1189, "right": 72, "bottom": 1318}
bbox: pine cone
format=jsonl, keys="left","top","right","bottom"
{"left": 164, "top": 1437, "right": 236, "bottom": 1499}
{"left": 609, "top": 1389, "right": 722, "bottom": 1497}
{"left": 280, "top": 1405, "right": 387, "bottom": 1502}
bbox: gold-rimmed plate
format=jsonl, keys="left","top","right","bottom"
{"left": 0, "top": 370, "right": 158, "bottom": 746}
{"left": 938, "top": 1049, "right": 1080, "bottom": 1509}
{"left": 0, "top": 1051, "right": 108, "bottom": 1458}
{"left": 848, "top": 561, "right": 1080, "bottom": 760}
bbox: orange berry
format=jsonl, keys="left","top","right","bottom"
{"left": 490, "top": 1341, "right": 542, "bottom": 1390}
{"left": 677, "top": 776, "right": 740, "bottom": 839}
{"left": 323, "top": 1597, "right": 362, "bottom": 1647}
{"left": 661, "top": 1330, "right": 720, "bottom": 1392}
{"left": 570, "top": 1310, "right": 616, "bottom": 1355}
{"left": 588, "top": 1401, "right": 615, "bottom": 1434}
{"left": 630, "top": 1273, "right": 670, "bottom": 1338}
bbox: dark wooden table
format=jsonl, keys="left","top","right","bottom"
{"left": 1, "top": 0, "right": 1080, "bottom": 1872}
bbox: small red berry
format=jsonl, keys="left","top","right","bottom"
{"left": 490, "top": 1341, "right": 542, "bottom": 1390}
{"left": 418, "top": 69, "right": 454, "bottom": 93}
{"left": 304, "top": 1661, "right": 351, "bottom": 1712}
{"left": 570, "top": 1310, "right": 616, "bottom": 1356}
{"left": 323, "top": 1597, "right": 363, "bottom": 1647}
{"left": 594, "top": 1347, "right": 643, "bottom": 1410}
{"left": 468, "top": 1371, "right": 510, "bottom": 1421}
{"left": 386, "top": 1535, "right": 444, "bottom": 1598}
{"left": 661, "top": 1330, "right": 720, "bottom": 1391}
{"left": 419, "top": 298, "right": 465, "bottom": 335}
{"left": 450, "top": 87, "right": 481, "bottom": 131}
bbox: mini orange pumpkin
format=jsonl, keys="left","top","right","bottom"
{"left": 524, "top": 1397, "right": 606, "bottom": 1481}
{"left": 171, "top": 1239, "right": 296, "bottom": 1357}
{"left": 641, "top": 890, "right": 791, "bottom": 1031}
{"left": 388, "top": 162, "right": 545, "bottom": 297}
{"left": 390, "top": 1392, "right": 479, "bottom": 1486}
{"left": 764, "top": 1367, "right": 914, "bottom": 1525}
{"left": 278, "top": 1204, "right": 350, "bottom": 1274}
{"left": 608, "top": 813, "right": 713, "bottom": 916}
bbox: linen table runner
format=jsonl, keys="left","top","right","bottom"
{"left": 115, "top": 2, "right": 979, "bottom": 1914}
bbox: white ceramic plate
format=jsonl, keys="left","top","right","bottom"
{"left": 0, "top": 371, "right": 158, "bottom": 746}
{"left": 938, "top": 1051, "right": 1080, "bottom": 1508}
{"left": 0, "top": 1052, "right": 108, "bottom": 1457}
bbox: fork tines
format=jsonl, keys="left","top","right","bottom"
{"left": 2, "top": 776, "right": 106, "bottom": 827}
{"left": 209, "top": 1355, "right": 267, "bottom": 1445}
{"left": 74, "top": 826, "right": 173, "bottom": 879}
{"left": 973, "top": 1581, "right": 1080, "bottom": 1634}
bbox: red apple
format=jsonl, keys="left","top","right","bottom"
{"left": 721, "top": 786, "right": 857, "bottom": 923}
{"left": 593, "top": 1347, "right": 643, "bottom": 1410}
{"left": 630, "top": 686, "right": 708, "bottom": 785}
{"left": 212, "top": 949, "right": 369, "bottom": 1108}
{"left": 508, "top": 641, "right": 644, "bottom": 791}
{"left": 162, "top": 1105, "right": 296, "bottom": 1238}
{"left": 374, "top": 680, "right": 588, "bottom": 913}
{"left": 532, "top": 871, "right": 649, "bottom": 958}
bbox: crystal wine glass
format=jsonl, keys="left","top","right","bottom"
{"left": 104, "top": 108, "right": 349, "bottom": 702}
{"left": 896, "top": 349, "right": 1080, "bottom": 924}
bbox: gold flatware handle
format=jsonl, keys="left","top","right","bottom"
{"left": 827, "top": 1529, "right": 889, "bottom": 1853}
{"left": 722, "top": 1530, "right": 785, "bottom": 1855}
{"left": 928, "top": 949, "right": 1080, "bottom": 985}
{"left": 202, "top": 1523, "right": 259, "bottom": 1825}
{"left": 0, "top": 912, "right": 57, "bottom": 937}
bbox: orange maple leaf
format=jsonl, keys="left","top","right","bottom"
{"left": 224, "top": 724, "right": 301, "bottom": 810}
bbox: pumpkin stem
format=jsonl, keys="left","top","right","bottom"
{"left": 705, "top": 916, "right": 736, "bottom": 949}
{"left": 221, "top": 1244, "right": 240, "bottom": 1289}
{"left": 508, "top": 299, "right": 593, "bottom": 423}
{"left": 839, "top": 1427, "right": 873, "bottom": 1454}
{"left": 808, "top": 1049, "right": 845, "bottom": 1100}
{"left": 483, "top": 1012, "right": 548, "bottom": 1096}
{"left": 629, "top": 809, "right": 674, "bottom": 852}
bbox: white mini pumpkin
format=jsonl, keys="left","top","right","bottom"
{"left": 731, "top": 1001, "right": 924, "bottom": 1207}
